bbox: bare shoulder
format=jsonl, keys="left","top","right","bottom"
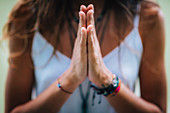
{"left": 139, "top": 0, "right": 165, "bottom": 47}
{"left": 8, "top": 37, "right": 33, "bottom": 67}
{"left": 140, "top": 0, "right": 164, "bottom": 23}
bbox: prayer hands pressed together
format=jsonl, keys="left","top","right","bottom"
{"left": 68, "top": 4, "right": 115, "bottom": 88}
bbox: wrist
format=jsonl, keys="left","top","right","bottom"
{"left": 91, "top": 75, "right": 121, "bottom": 97}
{"left": 57, "top": 68, "right": 80, "bottom": 93}
{"left": 93, "top": 68, "right": 115, "bottom": 88}
{"left": 68, "top": 65, "right": 86, "bottom": 86}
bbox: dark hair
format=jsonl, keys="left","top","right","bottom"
{"left": 2, "top": 0, "right": 158, "bottom": 67}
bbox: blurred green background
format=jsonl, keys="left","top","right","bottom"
{"left": 0, "top": 0, "right": 169, "bottom": 113}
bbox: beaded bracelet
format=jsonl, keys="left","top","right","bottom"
{"left": 90, "top": 76, "right": 121, "bottom": 97}
{"left": 107, "top": 80, "right": 121, "bottom": 97}
{"left": 57, "top": 82, "right": 73, "bottom": 94}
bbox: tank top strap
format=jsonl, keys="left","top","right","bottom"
{"left": 34, "top": 22, "right": 39, "bottom": 32}
{"left": 134, "top": 3, "right": 141, "bottom": 28}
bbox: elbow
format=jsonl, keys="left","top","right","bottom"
{"left": 9, "top": 108, "right": 22, "bottom": 113}
{"left": 149, "top": 105, "right": 166, "bottom": 113}
{"left": 6, "top": 105, "right": 26, "bottom": 113}
{"left": 156, "top": 104, "right": 166, "bottom": 113}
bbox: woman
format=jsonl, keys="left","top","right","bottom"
{"left": 4, "top": 0, "right": 167, "bottom": 113}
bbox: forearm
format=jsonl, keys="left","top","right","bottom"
{"left": 106, "top": 83, "right": 163, "bottom": 113}
{"left": 10, "top": 70, "right": 78, "bottom": 113}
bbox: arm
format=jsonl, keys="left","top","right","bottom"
{"left": 86, "top": 3, "right": 167, "bottom": 113}
{"left": 106, "top": 5, "right": 166, "bottom": 112}
{"left": 5, "top": 37, "right": 76, "bottom": 113}
{"left": 5, "top": 6, "right": 88, "bottom": 113}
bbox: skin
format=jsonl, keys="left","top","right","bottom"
{"left": 5, "top": 0, "right": 167, "bottom": 113}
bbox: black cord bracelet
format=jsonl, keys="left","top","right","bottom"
{"left": 57, "top": 83, "right": 73, "bottom": 94}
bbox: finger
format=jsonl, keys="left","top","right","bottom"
{"left": 87, "top": 25, "right": 95, "bottom": 54}
{"left": 80, "top": 27, "right": 87, "bottom": 52}
{"left": 86, "top": 4, "right": 94, "bottom": 12}
{"left": 87, "top": 23, "right": 99, "bottom": 44}
{"left": 79, "top": 11, "right": 86, "bottom": 29}
{"left": 87, "top": 9, "right": 95, "bottom": 27}
{"left": 77, "top": 11, "right": 86, "bottom": 39}
{"left": 87, "top": 24, "right": 101, "bottom": 53}
{"left": 80, "top": 5, "right": 86, "bottom": 13}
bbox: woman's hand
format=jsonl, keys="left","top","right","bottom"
{"left": 86, "top": 6, "right": 115, "bottom": 88}
{"left": 69, "top": 10, "right": 87, "bottom": 84}
{"left": 58, "top": 6, "right": 88, "bottom": 90}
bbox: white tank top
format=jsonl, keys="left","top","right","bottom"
{"left": 31, "top": 9, "right": 143, "bottom": 113}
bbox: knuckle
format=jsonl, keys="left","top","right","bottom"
{"left": 93, "top": 52, "right": 99, "bottom": 60}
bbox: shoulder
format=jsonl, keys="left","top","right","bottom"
{"left": 7, "top": 0, "right": 35, "bottom": 66}
{"left": 139, "top": 0, "right": 164, "bottom": 34}
{"left": 8, "top": 36, "right": 34, "bottom": 68}
{"left": 139, "top": 0, "right": 165, "bottom": 49}
{"left": 140, "top": 0, "right": 162, "bottom": 16}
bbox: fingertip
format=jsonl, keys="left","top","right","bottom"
{"left": 79, "top": 11, "right": 84, "bottom": 16}
{"left": 81, "top": 27, "right": 87, "bottom": 35}
{"left": 87, "top": 25, "right": 93, "bottom": 33}
{"left": 80, "top": 5, "right": 86, "bottom": 12}
{"left": 87, "top": 9, "right": 94, "bottom": 15}
{"left": 87, "top": 4, "right": 94, "bottom": 11}
{"left": 79, "top": 11, "right": 86, "bottom": 19}
{"left": 81, "top": 27, "right": 86, "bottom": 32}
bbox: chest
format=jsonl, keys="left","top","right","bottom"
{"left": 32, "top": 26, "right": 143, "bottom": 96}
{"left": 41, "top": 12, "right": 133, "bottom": 59}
